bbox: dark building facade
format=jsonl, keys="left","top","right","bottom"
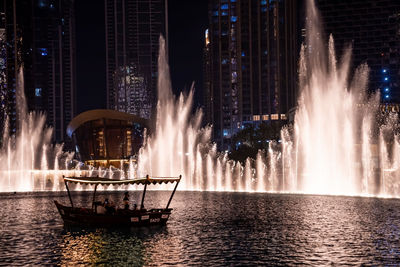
{"left": 204, "top": 0, "right": 299, "bottom": 150}
{"left": 317, "top": 0, "right": 400, "bottom": 104}
{"left": 2, "top": 0, "right": 76, "bottom": 146}
{"left": 105, "top": 0, "right": 168, "bottom": 119}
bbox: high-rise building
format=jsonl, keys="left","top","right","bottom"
{"left": 204, "top": 0, "right": 299, "bottom": 150}
{"left": 105, "top": 0, "right": 168, "bottom": 119}
{"left": 0, "top": 8, "right": 7, "bottom": 138}
{"left": 316, "top": 0, "right": 400, "bottom": 104}
{"left": 2, "top": 0, "right": 76, "bottom": 147}
{"left": 114, "top": 63, "right": 151, "bottom": 118}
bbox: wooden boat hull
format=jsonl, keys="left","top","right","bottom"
{"left": 54, "top": 201, "right": 172, "bottom": 227}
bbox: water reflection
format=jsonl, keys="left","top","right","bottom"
{"left": 1, "top": 192, "right": 400, "bottom": 265}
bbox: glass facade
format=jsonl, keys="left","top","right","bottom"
{"left": 105, "top": 0, "right": 168, "bottom": 118}
{"left": 2, "top": 0, "right": 76, "bottom": 147}
{"left": 68, "top": 109, "right": 148, "bottom": 168}
{"left": 114, "top": 63, "right": 151, "bottom": 119}
{"left": 204, "top": 0, "right": 299, "bottom": 150}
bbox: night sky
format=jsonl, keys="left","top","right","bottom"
{"left": 75, "top": 0, "right": 209, "bottom": 114}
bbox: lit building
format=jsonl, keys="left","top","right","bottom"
{"left": 114, "top": 63, "right": 151, "bottom": 119}
{"left": 316, "top": 0, "right": 400, "bottom": 104}
{"left": 67, "top": 109, "right": 149, "bottom": 168}
{"left": 105, "top": 0, "right": 168, "bottom": 118}
{"left": 204, "top": 0, "right": 300, "bottom": 150}
{"left": 2, "top": 0, "right": 76, "bottom": 147}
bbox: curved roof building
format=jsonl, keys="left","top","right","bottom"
{"left": 67, "top": 109, "right": 149, "bottom": 167}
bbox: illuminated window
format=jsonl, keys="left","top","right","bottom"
{"left": 40, "top": 48, "right": 48, "bottom": 56}
{"left": 231, "top": 16, "right": 237, "bottom": 22}
{"left": 262, "top": 115, "right": 269, "bottom": 121}
{"left": 223, "top": 129, "right": 229, "bottom": 136}
{"left": 35, "top": 88, "right": 42, "bottom": 97}
{"left": 253, "top": 115, "right": 260, "bottom": 121}
{"left": 271, "top": 114, "right": 279, "bottom": 120}
{"left": 221, "top": 4, "right": 228, "bottom": 10}
{"left": 281, "top": 114, "right": 287, "bottom": 120}
{"left": 261, "top": 0, "right": 267, "bottom": 5}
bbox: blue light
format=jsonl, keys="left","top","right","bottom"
{"left": 385, "top": 95, "right": 390, "bottom": 99}
{"left": 40, "top": 48, "right": 48, "bottom": 56}
{"left": 261, "top": 0, "right": 267, "bottom": 5}
{"left": 221, "top": 4, "right": 228, "bottom": 10}
{"left": 261, "top": 7, "right": 267, "bottom": 12}
{"left": 223, "top": 130, "right": 229, "bottom": 136}
{"left": 241, "top": 51, "right": 245, "bottom": 57}
{"left": 35, "top": 88, "right": 42, "bottom": 97}
{"left": 213, "top": 11, "right": 218, "bottom": 16}
{"left": 384, "top": 77, "right": 389, "bottom": 81}
{"left": 385, "top": 87, "right": 389, "bottom": 92}
{"left": 231, "top": 16, "right": 237, "bottom": 22}
{"left": 382, "top": 69, "right": 387, "bottom": 73}
{"left": 222, "top": 11, "right": 228, "bottom": 16}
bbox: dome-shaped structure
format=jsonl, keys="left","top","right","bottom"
{"left": 67, "top": 109, "right": 149, "bottom": 168}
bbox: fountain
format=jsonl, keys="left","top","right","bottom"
{"left": 137, "top": 0, "right": 400, "bottom": 197}
{"left": 1, "top": 0, "right": 400, "bottom": 197}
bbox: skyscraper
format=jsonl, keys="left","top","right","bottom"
{"left": 204, "top": 0, "right": 299, "bottom": 150}
{"left": 105, "top": 0, "right": 168, "bottom": 119}
{"left": 2, "top": 0, "right": 76, "bottom": 147}
{"left": 316, "top": 0, "right": 400, "bottom": 105}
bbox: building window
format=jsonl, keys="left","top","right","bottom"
{"left": 40, "top": 48, "right": 48, "bottom": 56}
{"left": 262, "top": 115, "right": 269, "bottom": 121}
{"left": 35, "top": 88, "right": 42, "bottom": 97}
{"left": 231, "top": 16, "right": 237, "bottom": 22}
{"left": 253, "top": 115, "right": 260, "bottom": 121}
{"left": 271, "top": 114, "right": 279, "bottom": 120}
{"left": 221, "top": 4, "right": 229, "bottom": 10}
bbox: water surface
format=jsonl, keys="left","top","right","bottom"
{"left": 1, "top": 191, "right": 400, "bottom": 266}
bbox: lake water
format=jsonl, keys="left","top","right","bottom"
{"left": 1, "top": 191, "right": 400, "bottom": 266}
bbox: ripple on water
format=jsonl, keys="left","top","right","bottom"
{"left": 1, "top": 192, "right": 400, "bottom": 265}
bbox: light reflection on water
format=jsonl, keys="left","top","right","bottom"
{"left": 1, "top": 191, "right": 400, "bottom": 265}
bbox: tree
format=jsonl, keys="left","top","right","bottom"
{"left": 229, "top": 122, "right": 282, "bottom": 163}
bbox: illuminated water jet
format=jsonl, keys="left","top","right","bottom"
{"left": 2, "top": 0, "right": 400, "bottom": 197}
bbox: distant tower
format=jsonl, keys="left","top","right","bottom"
{"left": 205, "top": 0, "right": 299, "bottom": 150}
{"left": 114, "top": 63, "right": 151, "bottom": 119}
{"left": 105, "top": 0, "right": 168, "bottom": 118}
{"left": 2, "top": 0, "right": 77, "bottom": 147}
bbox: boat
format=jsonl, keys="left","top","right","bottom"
{"left": 54, "top": 175, "right": 181, "bottom": 227}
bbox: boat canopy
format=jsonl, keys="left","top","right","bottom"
{"left": 63, "top": 175, "right": 181, "bottom": 185}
